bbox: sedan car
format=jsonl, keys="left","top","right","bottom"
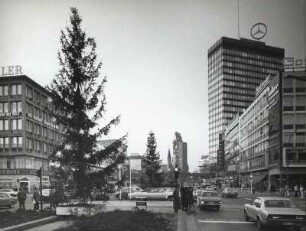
{"left": 114, "top": 187, "right": 142, "bottom": 200}
{"left": 128, "top": 187, "right": 174, "bottom": 201}
{"left": 0, "top": 189, "right": 18, "bottom": 198}
{"left": 244, "top": 197, "right": 306, "bottom": 230}
{"left": 221, "top": 188, "right": 238, "bottom": 198}
{"left": 197, "top": 190, "right": 222, "bottom": 210}
{"left": 0, "top": 192, "right": 17, "bottom": 208}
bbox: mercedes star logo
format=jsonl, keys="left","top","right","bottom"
{"left": 250, "top": 23, "right": 267, "bottom": 40}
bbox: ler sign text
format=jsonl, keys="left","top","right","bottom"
{"left": 1, "top": 65, "right": 23, "bottom": 76}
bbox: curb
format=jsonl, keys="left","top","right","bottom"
{"left": 1, "top": 216, "right": 58, "bottom": 231}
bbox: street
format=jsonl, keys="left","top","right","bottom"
{"left": 194, "top": 196, "right": 258, "bottom": 231}
{"left": 1, "top": 191, "right": 305, "bottom": 231}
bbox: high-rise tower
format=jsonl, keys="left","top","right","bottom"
{"left": 208, "top": 37, "right": 284, "bottom": 162}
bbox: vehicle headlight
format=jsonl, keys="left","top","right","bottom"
{"left": 296, "top": 215, "right": 306, "bottom": 220}
{"left": 218, "top": 201, "right": 222, "bottom": 204}
{"left": 200, "top": 201, "right": 205, "bottom": 204}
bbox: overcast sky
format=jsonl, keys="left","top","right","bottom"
{"left": 0, "top": 0, "right": 305, "bottom": 171}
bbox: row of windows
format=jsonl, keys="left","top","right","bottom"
{"left": 0, "top": 157, "right": 45, "bottom": 170}
{"left": 25, "top": 120, "right": 61, "bottom": 141}
{"left": 0, "top": 136, "right": 56, "bottom": 154}
{"left": 0, "top": 84, "right": 22, "bottom": 96}
{"left": 26, "top": 85, "right": 48, "bottom": 106}
{"left": 222, "top": 49, "right": 282, "bottom": 64}
{"left": 0, "top": 119, "right": 22, "bottom": 130}
{"left": 0, "top": 137, "right": 23, "bottom": 152}
{"left": 0, "top": 101, "right": 22, "bottom": 113}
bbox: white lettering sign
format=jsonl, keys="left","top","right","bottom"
{"left": 1, "top": 65, "right": 23, "bottom": 76}
{"left": 284, "top": 57, "right": 306, "bottom": 68}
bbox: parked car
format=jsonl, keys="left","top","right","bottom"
{"left": 129, "top": 187, "right": 174, "bottom": 201}
{"left": 244, "top": 197, "right": 306, "bottom": 230}
{"left": 0, "top": 189, "right": 18, "bottom": 198}
{"left": 0, "top": 192, "right": 17, "bottom": 208}
{"left": 221, "top": 188, "right": 238, "bottom": 198}
{"left": 204, "top": 185, "right": 217, "bottom": 191}
{"left": 114, "top": 187, "right": 142, "bottom": 200}
{"left": 197, "top": 190, "right": 222, "bottom": 210}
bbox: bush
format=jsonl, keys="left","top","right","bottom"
{"left": 56, "top": 210, "right": 176, "bottom": 231}
{"left": 0, "top": 209, "right": 55, "bottom": 229}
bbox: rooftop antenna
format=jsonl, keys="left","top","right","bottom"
{"left": 237, "top": 0, "right": 240, "bottom": 39}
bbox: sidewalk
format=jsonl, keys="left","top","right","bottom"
{"left": 176, "top": 210, "right": 200, "bottom": 231}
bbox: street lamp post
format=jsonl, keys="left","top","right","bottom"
{"left": 118, "top": 164, "right": 123, "bottom": 200}
{"left": 250, "top": 174, "right": 253, "bottom": 194}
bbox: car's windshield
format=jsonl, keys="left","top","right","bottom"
{"left": 202, "top": 192, "right": 217, "bottom": 197}
{"left": 264, "top": 200, "right": 297, "bottom": 208}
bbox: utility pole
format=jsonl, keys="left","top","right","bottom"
{"left": 35, "top": 167, "right": 42, "bottom": 210}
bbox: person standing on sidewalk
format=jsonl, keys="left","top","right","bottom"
{"left": 32, "top": 189, "right": 40, "bottom": 210}
{"left": 294, "top": 184, "right": 299, "bottom": 198}
{"left": 173, "top": 187, "right": 180, "bottom": 213}
{"left": 17, "top": 188, "right": 26, "bottom": 210}
{"left": 300, "top": 184, "right": 304, "bottom": 199}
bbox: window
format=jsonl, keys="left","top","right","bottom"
{"left": 15, "top": 157, "right": 25, "bottom": 168}
{"left": 10, "top": 84, "right": 21, "bottom": 95}
{"left": 0, "top": 137, "right": 9, "bottom": 151}
{"left": 0, "top": 85, "right": 9, "bottom": 96}
{"left": 11, "top": 119, "right": 22, "bottom": 130}
{"left": 0, "top": 158, "right": 7, "bottom": 168}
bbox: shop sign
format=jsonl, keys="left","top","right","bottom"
{"left": 284, "top": 57, "right": 306, "bottom": 68}
{"left": 1, "top": 65, "right": 23, "bottom": 76}
{"left": 0, "top": 169, "right": 48, "bottom": 175}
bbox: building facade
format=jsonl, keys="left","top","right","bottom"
{"left": 222, "top": 69, "right": 306, "bottom": 190}
{"left": 208, "top": 37, "right": 284, "bottom": 162}
{"left": 239, "top": 75, "right": 271, "bottom": 190}
{"left": 268, "top": 70, "right": 306, "bottom": 190}
{"left": 0, "top": 75, "right": 61, "bottom": 192}
{"left": 172, "top": 132, "right": 188, "bottom": 173}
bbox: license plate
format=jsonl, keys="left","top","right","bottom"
{"left": 282, "top": 222, "right": 294, "bottom": 225}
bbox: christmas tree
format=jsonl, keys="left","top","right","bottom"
{"left": 143, "top": 131, "right": 163, "bottom": 187}
{"left": 47, "top": 7, "right": 126, "bottom": 204}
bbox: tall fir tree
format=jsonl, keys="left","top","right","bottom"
{"left": 143, "top": 131, "right": 163, "bottom": 187}
{"left": 47, "top": 7, "right": 126, "bottom": 204}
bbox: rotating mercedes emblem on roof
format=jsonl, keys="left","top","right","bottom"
{"left": 250, "top": 23, "right": 267, "bottom": 40}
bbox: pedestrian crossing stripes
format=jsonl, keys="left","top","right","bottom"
{"left": 198, "top": 219, "right": 250, "bottom": 224}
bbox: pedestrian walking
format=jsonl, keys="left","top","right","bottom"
{"left": 285, "top": 184, "right": 290, "bottom": 197}
{"left": 32, "top": 189, "right": 40, "bottom": 210}
{"left": 173, "top": 187, "right": 180, "bottom": 213}
{"left": 17, "top": 188, "right": 26, "bottom": 210}
{"left": 294, "top": 184, "right": 299, "bottom": 198}
{"left": 49, "top": 188, "right": 56, "bottom": 209}
{"left": 300, "top": 184, "right": 304, "bottom": 199}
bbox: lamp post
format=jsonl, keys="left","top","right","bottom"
{"left": 118, "top": 164, "right": 123, "bottom": 200}
{"left": 250, "top": 174, "right": 253, "bottom": 194}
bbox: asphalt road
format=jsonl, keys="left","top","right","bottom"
{"left": 194, "top": 196, "right": 261, "bottom": 231}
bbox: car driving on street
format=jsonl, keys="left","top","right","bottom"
{"left": 197, "top": 190, "right": 222, "bottom": 211}
{"left": 128, "top": 187, "right": 174, "bottom": 201}
{"left": 244, "top": 197, "right": 306, "bottom": 230}
{"left": 221, "top": 188, "right": 238, "bottom": 198}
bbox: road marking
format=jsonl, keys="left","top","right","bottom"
{"left": 198, "top": 220, "right": 251, "bottom": 224}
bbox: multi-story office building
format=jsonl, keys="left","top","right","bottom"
{"left": 208, "top": 37, "right": 284, "bottom": 162}
{"left": 0, "top": 75, "right": 61, "bottom": 192}
{"left": 222, "top": 69, "right": 306, "bottom": 190}
{"left": 239, "top": 75, "right": 271, "bottom": 189}
{"left": 268, "top": 69, "right": 306, "bottom": 190}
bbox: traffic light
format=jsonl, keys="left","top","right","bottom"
{"left": 35, "top": 168, "right": 42, "bottom": 178}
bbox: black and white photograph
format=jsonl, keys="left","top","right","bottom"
{"left": 0, "top": 0, "right": 305, "bottom": 230}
